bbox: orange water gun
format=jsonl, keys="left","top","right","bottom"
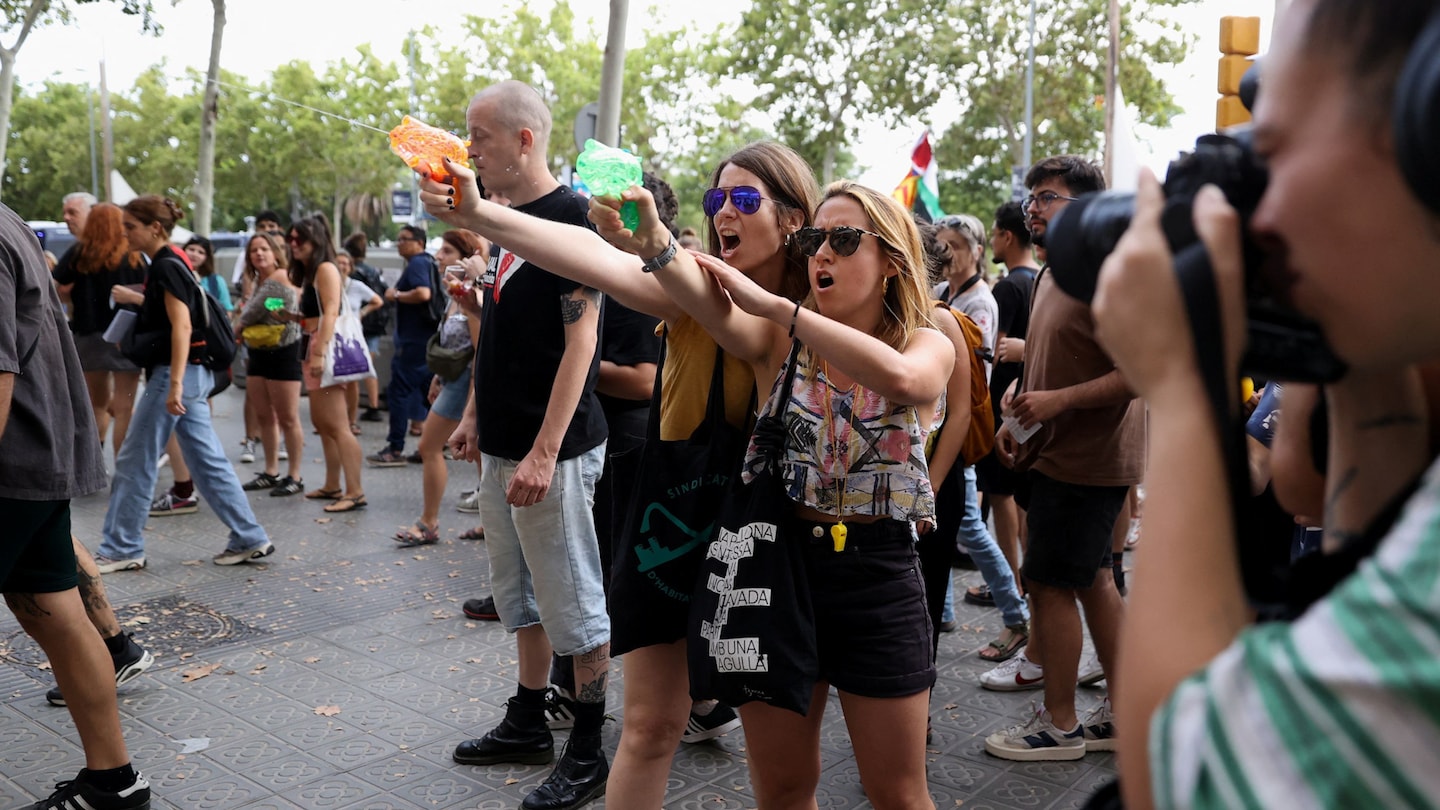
{"left": 389, "top": 115, "right": 470, "bottom": 198}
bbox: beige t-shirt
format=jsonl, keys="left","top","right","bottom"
{"left": 1014, "top": 268, "right": 1145, "bottom": 487}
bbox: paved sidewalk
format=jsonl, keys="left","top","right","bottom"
{"left": 0, "top": 386, "right": 1117, "bottom": 809}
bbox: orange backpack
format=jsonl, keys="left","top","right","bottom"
{"left": 940, "top": 304, "right": 996, "bottom": 465}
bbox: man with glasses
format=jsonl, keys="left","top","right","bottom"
{"left": 369, "top": 224, "right": 437, "bottom": 466}
{"left": 982, "top": 155, "right": 1145, "bottom": 761}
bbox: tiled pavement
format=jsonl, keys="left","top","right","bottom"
{"left": 0, "top": 385, "right": 1117, "bottom": 809}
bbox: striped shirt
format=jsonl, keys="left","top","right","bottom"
{"left": 1151, "top": 458, "right": 1440, "bottom": 809}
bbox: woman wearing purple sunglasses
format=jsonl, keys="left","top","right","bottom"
{"left": 421, "top": 142, "right": 818, "bottom": 808}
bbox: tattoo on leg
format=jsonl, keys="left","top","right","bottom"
{"left": 574, "top": 646, "right": 610, "bottom": 704}
{"left": 4, "top": 593, "right": 51, "bottom": 619}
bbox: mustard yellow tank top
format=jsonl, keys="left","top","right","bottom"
{"left": 656, "top": 315, "right": 756, "bottom": 441}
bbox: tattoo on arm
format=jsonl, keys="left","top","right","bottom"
{"left": 559, "top": 287, "right": 603, "bottom": 326}
{"left": 1356, "top": 413, "right": 1423, "bottom": 431}
{"left": 1322, "top": 466, "right": 1362, "bottom": 549}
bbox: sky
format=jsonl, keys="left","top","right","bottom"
{"left": 19, "top": 0, "right": 1282, "bottom": 199}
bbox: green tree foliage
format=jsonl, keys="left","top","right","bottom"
{"left": 728, "top": 0, "right": 950, "bottom": 185}
{"left": 932, "top": 0, "right": 1194, "bottom": 222}
{"left": 5, "top": 79, "right": 95, "bottom": 218}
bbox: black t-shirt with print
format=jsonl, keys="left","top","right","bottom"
{"left": 989, "top": 265, "right": 1037, "bottom": 419}
{"left": 475, "top": 185, "right": 606, "bottom": 462}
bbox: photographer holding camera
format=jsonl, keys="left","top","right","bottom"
{"left": 1092, "top": 0, "right": 1440, "bottom": 806}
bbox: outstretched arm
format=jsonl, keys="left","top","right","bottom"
{"left": 417, "top": 159, "right": 680, "bottom": 323}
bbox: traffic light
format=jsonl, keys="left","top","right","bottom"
{"left": 1218, "top": 16, "right": 1260, "bottom": 129}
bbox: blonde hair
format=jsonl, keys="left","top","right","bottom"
{"left": 803, "top": 181, "right": 937, "bottom": 351}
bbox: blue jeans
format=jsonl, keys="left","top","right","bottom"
{"left": 99, "top": 365, "right": 270, "bottom": 559}
{"left": 956, "top": 466, "right": 1029, "bottom": 628}
{"left": 386, "top": 339, "right": 431, "bottom": 451}
{"left": 481, "top": 444, "right": 610, "bottom": 657}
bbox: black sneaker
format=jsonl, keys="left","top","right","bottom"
{"left": 360, "top": 407, "right": 385, "bottom": 422}
{"left": 269, "top": 476, "right": 304, "bottom": 497}
{"left": 463, "top": 596, "right": 500, "bottom": 621}
{"left": 521, "top": 739, "right": 608, "bottom": 810}
{"left": 406, "top": 450, "right": 424, "bottom": 464}
{"left": 453, "top": 712, "right": 554, "bottom": 766}
{"left": 242, "top": 472, "right": 281, "bottom": 491}
{"left": 30, "top": 768, "right": 151, "bottom": 809}
{"left": 544, "top": 685, "right": 578, "bottom": 730}
{"left": 47, "top": 633, "right": 156, "bottom": 707}
{"left": 681, "top": 702, "right": 741, "bottom": 743}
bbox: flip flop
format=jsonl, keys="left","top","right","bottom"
{"left": 394, "top": 521, "right": 439, "bottom": 547}
{"left": 305, "top": 487, "right": 343, "bottom": 500}
{"left": 323, "top": 495, "right": 367, "bottom": 513}
{"left": 459, "top": 527, "right": 486, "bottom": 541}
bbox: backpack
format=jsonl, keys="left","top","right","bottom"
{"left": 424, "top": 255, "right": 448, "bottom": 326}
{"left": 940, "top": 304, "right": 995, "bottom": 466}
{"left": 354, "top": 263, "right": 392, "bottom": 338}
{"left": 187, "top": 264, "right": 239, "bottom": 373}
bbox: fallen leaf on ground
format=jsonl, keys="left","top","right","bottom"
{"left": 182, "top": 663, "right": 223, "bottom": 682}
{"left": 314, "top": 705, "right": 342, "bottom": 716}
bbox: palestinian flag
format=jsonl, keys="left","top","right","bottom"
{"left": 892, "top": 131, "right": 944, "bottom": 222}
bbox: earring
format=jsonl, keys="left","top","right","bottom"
{"left": 882, "top": 276, "right": 891, "bottom": 294}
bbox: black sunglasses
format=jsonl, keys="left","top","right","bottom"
{"left": 703, "top": 186, "right": 783, "bottom": 218}
{"left": 794, "top": 226, "right": 886, "bottom": 258}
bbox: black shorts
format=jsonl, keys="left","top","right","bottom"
{"left": 1021, "top": 471, "right": 1127, "bottom": 590}
{"left": 0, "top": 499, "right": 78, "bottom": 594}
{"left": 975, "top": 449, "right": 1021, "bottom": 496}
{"left": 246, "top": 343, "right": 303, "bottom": 382}
{"left": 792, "top": 517, "right": 936, "bottom": 699}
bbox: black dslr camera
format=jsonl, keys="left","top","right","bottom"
{"left": 1044, "top": 130, "right": 1347, "bottom": 384}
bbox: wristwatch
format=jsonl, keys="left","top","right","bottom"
{"left": 640, "top": 236, "right": 679, "bottom": 273}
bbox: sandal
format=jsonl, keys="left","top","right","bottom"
{"left": 963, "top": 585, "right": 996, "bottom": 607}
{"left": 394, "top": 521, "right": 440, "bottom": 547}
{"left": 323, "top": 495, "right": 367, "bottom": 513}
{"left": 459, "top": 526, "right": 486, "bottom": 541}
{"left": 305, "top": 487, "right": 342, "bottom": 500}
{"left": 350, "top": 423, "right": 363, "bottom": 435}
{"left": 979, "top": 624, "right": 1030, "bottom": 663}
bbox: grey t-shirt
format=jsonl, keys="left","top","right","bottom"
{"left": 0, "top": 203, "right": 106, "bottom": 500}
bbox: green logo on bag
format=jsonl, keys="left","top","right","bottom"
{"left": 633, "top": 502, "right": 713, "bottom": 573}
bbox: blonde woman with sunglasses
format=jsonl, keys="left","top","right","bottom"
{"left": 593, "top": 180, "right": 953, "bottom": 810}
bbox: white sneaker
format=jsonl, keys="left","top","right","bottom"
{"left": 239, "top": 437, "right": 257, "bottom": 464}
{"left": 981, "top": 652, "right": 1045, "bottom": 691}
{"left": 1079, "top": 652, "right": 1107, "bottom": 686}
{"left": 455, "top": 489, "right": 481, "bottom": 514}
{"left": 157, "top": 452, "right": 170, "bottom": 469}
{"left": 984, "top": 704, "right": 1085, "bottom": 761}
{"left": 278, "top": 447, "right": 289, "bottom": 461}
{"left": 1081, "top": 699, "right": 1117, "bottom": 752}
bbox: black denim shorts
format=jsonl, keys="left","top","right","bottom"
{"left": 1021, "top": 471, "right": 1128, "bottom": 590}
{"left": 790, "top": 517, "right": 937, "bottom": 699}
{"left": 0, "top": 499, "right": 78, "bottom": 594}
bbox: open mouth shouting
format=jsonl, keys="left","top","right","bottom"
{"left": 815, "top": 269, "right": 836, "bottom": 290}
{"left": 718, "top": 228, "right": 741, "bottom": 259}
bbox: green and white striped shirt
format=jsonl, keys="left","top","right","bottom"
{"left": 1152, "top": 460, "right": 1440, "bottom": 809}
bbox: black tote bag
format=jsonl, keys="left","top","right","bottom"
{"left": 688, "top": 341, "right": 820, "bottom": 715}
{"left": 609, "top": 337, "right": 752, "bottom": 656}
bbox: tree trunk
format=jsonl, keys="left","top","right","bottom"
{"left": 331, "top": 193, "right": 343, "bottom": 250}
{"left": 0, "top": 0, "right": 53, "bottom": 199}
{"left": 822, "top": 139, "right": 835, "bottom": 187}
{"left": 194, "top": 0, "right": 226, "bottom": 234}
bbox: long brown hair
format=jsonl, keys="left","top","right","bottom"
{"left": 76, "top": 202, "right": 138, "bottom": 274}
{"left": 706, "top": 141, "right": 819, "bottom": 302}
{"left": 286, "top": 215, "right": 337, "bottom": 288}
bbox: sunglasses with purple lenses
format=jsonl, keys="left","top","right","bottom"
{"left": 702, "top": 186, "right": 773, "bottom": 218}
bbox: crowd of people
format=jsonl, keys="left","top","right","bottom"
{"left": 4, "top": 1, "right": 1440, "bottom": 807}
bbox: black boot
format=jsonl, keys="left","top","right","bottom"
{"left": 453, "top": 700, "right": 554, "bottom": 766}
{"left": 521, "top": 737, "right": 608, "bottom": 810}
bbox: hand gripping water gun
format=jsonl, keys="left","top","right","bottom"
{"left": 574, "top": 139, "right": 642, "bottom": 232}
{"left": 389, "top": 115, "right": 470, "bottom": 200}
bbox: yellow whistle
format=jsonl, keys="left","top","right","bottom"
{"left": 831, "top": 521, "right": 847, "bottom": 553}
